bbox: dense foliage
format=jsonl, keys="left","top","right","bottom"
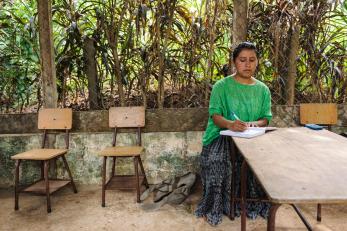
{"left": 0, "top": 0, "right": 346, "bottom": 112}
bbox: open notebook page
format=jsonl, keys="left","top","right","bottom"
{"left": 220, "top": 127, "right": 266, "bottom": 138}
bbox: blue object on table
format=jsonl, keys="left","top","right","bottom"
{"left": 305, "top": 124, "right": 323, "bottom": 130}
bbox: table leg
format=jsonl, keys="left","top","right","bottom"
{"left": 291, "top": 204, "right": 313, "bottom": 231}
{"left": 267, "top": 203, "right": 280, "bottom": 231}
{"left": 229, "top": 140, "right": 236, "bottom": 220}
{"left": 241, "top": 160, "right": 248, "bottom": 231}
{"left": 317, "top": 204, "right": 322, "bottom": 222}
{"left": 102, "top": 156, "right": 107, "bottom": 207}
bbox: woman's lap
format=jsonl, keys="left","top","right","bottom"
{"left": 195, "top": 135, "right": 270, "bottom": 225}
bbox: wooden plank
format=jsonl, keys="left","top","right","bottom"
{"left": 23, "top": 179, "right": 70, "bottom": 194}
{"left": 109, "top": 107, "right": 145, "bottom": 128}
{"left": 106, "top": 175, "right": 144, "bottom": 190}
{"left": 300, "top": 103, "right": 337, "bottom": 125}
{"left": 233, "top": 127, "right": 347, "bottom": 204}
{"left": 11, "top": 149, "right": 67, "bottom": 160}
{"left": 99, "top": 146, "right": 143, "bottom": 157}
{"left": 38, "top": 108, "right": 72, "bottom": 129}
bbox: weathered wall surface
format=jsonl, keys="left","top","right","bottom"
{"left": 0, "top": 131, "right": 203, "bottom": 187}
{"left": 1, "top": 106, "right": 346, "bottom": 134}
{"left": 0, "top": 108, "right": 208, "bottom": 134}
{"left": 1, "top": 106, "right": 346, "bottom": 187}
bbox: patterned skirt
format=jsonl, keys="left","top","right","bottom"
{"left": 195, "top": 135, "right": 270, "bottom": 226}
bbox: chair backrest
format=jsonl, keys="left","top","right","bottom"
{"left": 38, "top": 108, "right": 72, "bottom": 130}
{"left": 300, "top": 103, "right": 337, "bottom": 125}
{"left": 109, "top": 106, "right": 145, "bottom": 128}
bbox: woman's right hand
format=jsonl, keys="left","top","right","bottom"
{"left": 227, "top": 120, "right": 247, "bottom": 132}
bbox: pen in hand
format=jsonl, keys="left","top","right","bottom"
{"left": 230, "top": 111, "right": 247, "bottom": 131}
{"left": 231, "top": 112, "right": 259, "bottom": 127}
{"left": 230, "top": 111, "right": 241, "bottom": 121}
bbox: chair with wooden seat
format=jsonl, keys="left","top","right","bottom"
{"left": 300, "top": 103, "right": 338, "bottom": 222}
{"left": 11, "top": 108, "right": 77, "bottom": 213}
{"left": 300, "top": 103, "right": 337, "bottom": 131}
{"left": 99, "top": 106, "right": 149, "bottom": 206}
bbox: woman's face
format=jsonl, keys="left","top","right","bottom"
{"left": 234, "top": 49, "right": 258, "bottom": 79}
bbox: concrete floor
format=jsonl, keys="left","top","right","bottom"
{"left": 0, "top": 185, "right": 346, "bottom": 231}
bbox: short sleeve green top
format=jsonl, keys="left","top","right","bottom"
{"left": 202, "top": 76, "right": 272, "bottom": 146}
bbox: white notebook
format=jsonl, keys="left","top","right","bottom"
{"left": 220, "top": 127, "right": 266, "bottom": 138}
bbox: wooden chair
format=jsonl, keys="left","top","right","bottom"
{"left": 299, "top": 103, "right": 338, "bottom": 222}
{"left": 300, "top": 103, "right": 337, "bottom": 130}
{"left": 11, "top": 108, "right": 77, "bottom": 213}
{"left": 99, "top": 106, "right": 149, "bottom": 206}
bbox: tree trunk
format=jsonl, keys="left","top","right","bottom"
{"left": 337, "top": 60, "right": 346, "bottom": 103}
{"left": 102, "top": 0, "right": 127, "bottom": 107}
{"left": 37, "top": 0, "right": 57, "bottom": 108}
{"left": 157, "top": 1, "right": 176, "bottom": 109}
{"left": 83, "top": 37, "right": 100, "bottom": 109}
{"left": 111, "top": 48, "right": 124, "bottom": 106}
{"left": 204, "top": 0, "right": 218, "bottom": 106}
{"left": 140, "top": 71, "right": 147, "bottom": 108}
{"left": 228, "top": 0, "right": 249, "bottom": 74}
{"left": 286, "top": 23, "right": 300, "bottom": 105}
{"left": 113, "top": 1, "right": 128, "bottom": 107}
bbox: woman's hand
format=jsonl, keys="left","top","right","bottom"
{"left": 248, "top": 119, "right": 268, "bottom": 127}
{"left": 227, "top": 120, "right": 247, "bottom": 132}
{"left": 247, "top": 121, "right": 259, "bottom": 127}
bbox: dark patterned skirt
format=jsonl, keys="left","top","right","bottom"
{"left": 195, "top": 135, "right": 270, "bottom": 226}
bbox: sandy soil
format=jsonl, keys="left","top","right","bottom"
{"left": 0, "top": 185, "right": 346, "bottom": 231}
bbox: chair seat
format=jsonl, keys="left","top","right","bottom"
{"left": 11, "top": 148, "right": 68, "bottom": 160}
{"left": 99, "top": 146, "right": 144, "bottom": 157}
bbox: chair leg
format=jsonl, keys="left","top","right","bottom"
{"left": 138, "top": 156, "right": 149, "bottom": 188}
{"left": 44, "top": 160, "right": 51, "bottom": 213}
{"left": 50, "top": 158, "right": 57, "bottom": 179}
{"left": 14, "top": 160, "right": 21, "bottom": 211}
{"left": 40, "top": 161, "right": 44, "bottom": 180}
{"left": 61, "top": 155, "right": 77, "bottom": 193}
{"left": 134, "top": 157, "right": 140, "bottom": 203}
{"left": 111, "top": 157, "right": 116, "bottom": 178}
{"left": 102, "top": 156, "right": 107, "bottom": 207}
{"left": 317, "top": 204, "right": 322, "bottom": 222}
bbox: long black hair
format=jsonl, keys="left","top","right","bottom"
{"left": 232, "top": 42, "right": 258, "bottom": 62}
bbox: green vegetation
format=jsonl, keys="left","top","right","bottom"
{"left": 0, "top": 0, "right": 346, "bottom": 112}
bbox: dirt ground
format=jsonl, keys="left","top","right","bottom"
{"left": 0, "top": 185, "right": 346, "bottom": 231}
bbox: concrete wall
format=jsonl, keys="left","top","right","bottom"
{"left": 1, "top": 106, "right": 346, "bottom": 187}
{"left": 0, "top": 131, "right": 203, "bottom": 187}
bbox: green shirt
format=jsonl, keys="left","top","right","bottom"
{"left": 202, "top": 76, "right": 272, "bottom": 146}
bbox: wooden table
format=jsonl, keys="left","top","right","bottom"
{"left": 232, "top": 127, "right": 347, "bottom": 231}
